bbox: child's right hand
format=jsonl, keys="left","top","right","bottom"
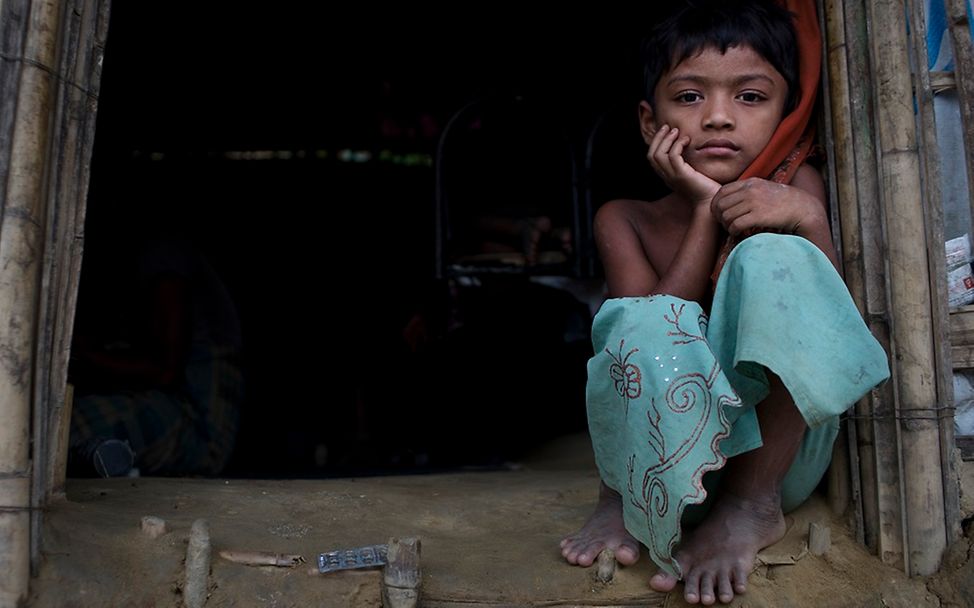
{"left": 648, "top": 125, "right": 721, "bottom": 207}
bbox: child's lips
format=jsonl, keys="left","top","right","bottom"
{"left": 696, "top": 139, "right": 740, "bottom": 157}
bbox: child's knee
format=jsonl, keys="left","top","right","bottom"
{"left": 721, "top": 234, "right": 836, "bottom": 296}
{"left": 726, "top": 233, "right": 811, "bottom": 267}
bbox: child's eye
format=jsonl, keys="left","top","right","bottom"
{"left": 675, "top": 92, "right": 701, "bottom": 103}
{"left": 737, "top": 91, "right": 766, "bottom": 103}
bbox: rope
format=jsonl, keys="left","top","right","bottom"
{"left": 844, "top": 406, "right": 957, "bottom": 421}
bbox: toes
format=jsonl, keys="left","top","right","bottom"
{"left": 574, "top": 541, "right": 605, "bottom": 567}
{"left": 613, "top": 543, "right": 640, "bottom": 566}
{"left": 732, "top": 565, "right": 749, "bottom": 595}
{"left": 684, "top": 570, "right": 701, "bottom": 604}
{"left": 699, "top": 572, "right": 716, "bottom": 605}
{"left": 561, "top": 539, "right": 583, "bottom": 563}
{"left": 649, "top": 571, "right": 679, "bottom": 593}
{"left": 563, "top": 548, "right": 583, "bottom": 564}
{"left": 717, "top": 571, "right": 734, "bottom": 604}
{"left": 560, "top": 537, "right": 590, "bottom": 564}
{"left": 562, "top": 537, "right": 626, "bottom": 568}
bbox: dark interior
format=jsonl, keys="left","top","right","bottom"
{"left": 72, "top": 4, "right": 669, "bottom": 477}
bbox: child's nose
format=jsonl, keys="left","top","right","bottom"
{"left": 702, "top": 98, "right": 734, "bottom": 130}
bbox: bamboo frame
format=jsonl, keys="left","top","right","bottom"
{"left": 907, "top": 0, "right": 962, "bottom": 545}
{"left": 820, "top": 0, "right": 866, "bottom": 525}
{"left": 0, "top": 0, "right": 109, "bottom": 599}
{"left": 825, "top": 0, "right": 961, "bottom": 574}
{"left": 0, "top": 1, "right": 62, "bottom": 603}
{"left": 836, "top": 0, "right": 904, "bottom": 563}
{"left": 822, "top": 0, "right": 866, "bottom": 525}
{"left": 37, "top": 0, "right": 110, "bottom": 504}
{"left": 867, "top": 0, "right": 947, "bottom": 576}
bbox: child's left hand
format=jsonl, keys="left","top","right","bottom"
{"left": 710, "top": 177, "right": 825, "bottom": 236}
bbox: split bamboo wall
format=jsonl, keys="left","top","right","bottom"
{"left": 822, "top": 0, "right": 962, "bottom": 576}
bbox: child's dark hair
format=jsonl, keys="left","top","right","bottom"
{"left": 642, "top": 0, "right": 799, "bottom": 114}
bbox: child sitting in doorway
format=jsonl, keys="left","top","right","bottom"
{"left": 560, "top": 1, "right": 889, "bottom": 604}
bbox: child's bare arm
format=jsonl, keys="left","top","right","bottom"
{"left": 643, "top": 126, "right": 723, "bottom": 302}
{"left": 710, "top": 164, "right": 838, "bottom": 269}
{"left": 593, "top": 202, "right": 660, "bottom": 298}
{"left": 788, "top": 165, "right": 838, "bottom": 269}
{"left": 595, "top": 126, "right": 732, "bottom": 302}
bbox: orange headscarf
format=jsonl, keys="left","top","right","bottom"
{"left": 711, "top": 0, "right": 821, "bottom": 282}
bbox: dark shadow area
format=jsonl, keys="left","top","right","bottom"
{"left": 71, "top": 4, "right": 667, "bottom": 478}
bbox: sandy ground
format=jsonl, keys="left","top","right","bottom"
{"left": 27, "top": 434, "right": 974, "bottom": 607}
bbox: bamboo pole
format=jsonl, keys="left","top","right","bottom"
{"left": 908, "top": 0, "right": 962, "bottom": 545}
{"left": 845, "top": 416, "right": 867, "bottom": 545}
{"left": 843, "top": 0, "right": 904, "bottom": 564}
{"left": 25, "top": 0, "right": 109, "bottom": 576}
{"left": 944, "top": 0, "right": 974, "bottom": 223}
{"left": 50, "top": 385, "right": 74, "bottom": 496}
{"left": 826, "top": 425, "right": 852, "bottom": 515}
{"left": 823, "top": 0, "right": 863, "bottom": 308}
{"left": 822, "top": 0, "right": 866, "bottom": 522}
{"left": 38, "top": 0, "right": 110, "bottom": 504}
{"left": 0, "top": 0, "right": 62, "bottom": 604}
{"left": 866, "top": 0, "right": 947, "bottom": 576}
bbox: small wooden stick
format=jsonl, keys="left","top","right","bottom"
{"left": 381, "top": 537, "right": 421, "bottom": 608}
{"left": 595, "top": 549, "right": 616, "bottom": 583}
{"left": 219, "top": 550, "right": 305, "bottom": 567}
{"left": 183, "top": 519, "right": 211, "bottom": 608}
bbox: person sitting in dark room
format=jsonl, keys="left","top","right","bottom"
{"left": 68, "top": 235, "right": 243, "bottom": 477}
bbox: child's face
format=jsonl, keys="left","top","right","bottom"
{"left": 640, "top": 45, "right": 789, "bottom": 185}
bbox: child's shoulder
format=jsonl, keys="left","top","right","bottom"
{"left": 594, "top": 194, "right": 682, "bottom": 231}
{"left": 592, "top": 195, "right": 690, "bottom": 256}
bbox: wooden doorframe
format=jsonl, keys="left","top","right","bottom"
{"left": 0, "top": 0, "right": 110, "bottom": 603}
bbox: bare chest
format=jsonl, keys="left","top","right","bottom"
{"left": 628, "top": 200, "right": 693, "bottom": 276}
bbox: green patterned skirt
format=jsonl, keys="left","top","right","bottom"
{"left": 586, "top": 234, "right": 889, "bottom": 577}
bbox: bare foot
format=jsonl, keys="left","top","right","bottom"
{"left": 561, "top": 483, "right": 640, "bottom": 567}
{"left": 649, "top": 493, "right": 786, "bottom": 605}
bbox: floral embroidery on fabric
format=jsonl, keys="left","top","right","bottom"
{"left": 664, "top": 303, "right": 707, "bottom": 345}
{"left": 603, "top": 303, "right": 742, "bottom": 577}
{"left": 607, "top": 340, "right": 642, "bottom": 417}
{"left": 625, "top": 359, "right": 741, "bottom": 574}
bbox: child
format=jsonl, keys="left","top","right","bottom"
{"left": 560, "top": 1, "right": 889, "bottom": 605}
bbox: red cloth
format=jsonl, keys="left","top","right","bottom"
{"left": 711, "top": 0, "right": 821, "bottom": 282}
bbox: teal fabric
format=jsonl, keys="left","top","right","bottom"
{"left": 586, "top": 234, "right": 890, "bottom": 577}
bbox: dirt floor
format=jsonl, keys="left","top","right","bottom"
{"left": 28, "top": 434, "right": 974, "bottom": 607}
